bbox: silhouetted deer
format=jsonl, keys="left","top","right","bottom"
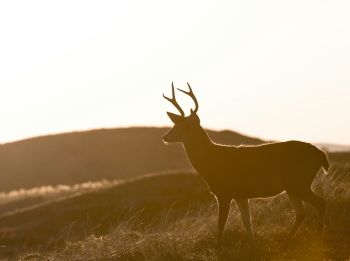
{"left": 163, "top": 82, "right": 329, "bottom": 248}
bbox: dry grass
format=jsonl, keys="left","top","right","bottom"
{"left": 5, "top": 165, "right": 349, "bottom": 261}
{"left": 18, "top": 206, "right": 349, "bottom": 260}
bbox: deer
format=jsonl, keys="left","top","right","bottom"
{"left": 162, "top": 82, "right": 329, "bottom": 249}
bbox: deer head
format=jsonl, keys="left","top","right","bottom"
{"left": 163, "top": 82, "right": 201, "bottom": 143}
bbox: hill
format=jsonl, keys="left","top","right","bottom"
{"left": 317, "top": 143, "right": 350, "bottom": 152}
{"left": 0, "top": 169, "right": 348, "bottom": 260}
{"left": 329, "top": 152, "right": 350, "bottom": 165}
{"left": 0, "top": 172, "right": 212, "bottom": 256}
{"left": 0, "top": 127, "right": 263, "bottom": 192}
{"left": 0, "top": 126, "right": 349, "bottom": 193}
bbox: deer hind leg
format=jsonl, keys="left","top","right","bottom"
{"left": 301, "top": 189, "right": 327, "bottom": 234}
{"left": 235, "top": 198, "right": 256, "bottom": 245}
{"left": 285, "top": 192, "right": 305, "bottom": 241}
{"left": 216, "top": 197, "right": 231, "bottom": 248}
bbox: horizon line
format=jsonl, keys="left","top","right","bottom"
{"left": 1, "top": 125, "right": 349, "bottom": 149}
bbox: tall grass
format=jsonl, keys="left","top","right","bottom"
{"left": 313, "top": 165, "right": 350, "bottom": 201}
{"left": 15, "top": 166, "right": 350, "bottom": 260}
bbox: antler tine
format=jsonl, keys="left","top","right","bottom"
{"left": 177, "top": 82, "right": 199, "bottom": 113}
{"left": 163, "top": 82, "right": 185, "bottom": 116}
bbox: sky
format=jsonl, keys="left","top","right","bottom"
{"left": 0, "top": 1, "right": 349, "bottom": 145}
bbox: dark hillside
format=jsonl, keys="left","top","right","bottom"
{"left": 1, "top": 169, "right": 349, "bottom": 260}
{"left": 0, "top": 172, "right": 212, "bottom": 253}
{"left": 0, "top": 127, "right": 263, "bottom": 191}
{"left": 0, "top": 127, "right": 348, "bottom": 192}
{"left": 329, "top": 152, "right": 350, "bottom": 166}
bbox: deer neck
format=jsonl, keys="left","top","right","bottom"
{"left": 182, "top": 127, "right": 214, "bottom": 174}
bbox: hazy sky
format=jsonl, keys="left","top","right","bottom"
{"left": 0, "top": 1, "right": 349, "bottom": 144}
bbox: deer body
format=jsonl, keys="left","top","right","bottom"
{"left": 163, "top": 82, "right": 328, "bottom": 248}
{"left": 184, "top": 137, "right": 328, "bottom": 199}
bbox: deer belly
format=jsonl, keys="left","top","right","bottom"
{"left": 236, "top": 182, "right": 284, "bottom": 198}
{"left": 207, "top": 174, "right": 285, "bottom": 199}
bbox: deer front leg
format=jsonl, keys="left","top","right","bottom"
{"left": 216, "top": 196, "right": 231, "bottom": 249}
{"left": 235, "top": 198, "right": 256, "bottom": 247}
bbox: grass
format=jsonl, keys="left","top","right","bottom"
{"left": 1, "top": 165, "right": 349, "bottom": 260}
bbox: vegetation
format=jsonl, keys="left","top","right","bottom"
{"left": 0, "top": 165, "right": 348, "bottom": 260}
{"left": 0, "top": 128, "right": 349, "bottom": 260}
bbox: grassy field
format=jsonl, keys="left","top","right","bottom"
{"left": 0, "top": 164, "right": 348, "bottom": 260}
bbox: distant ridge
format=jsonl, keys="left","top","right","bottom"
{"left": 0, "top": 127, "right": 263, "bottom": 191}
{"left": 316, "top": 143, "right": 350, "bottom": 153}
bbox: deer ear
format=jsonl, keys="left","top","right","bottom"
{"left": 167, "top": 112, "right": 182, "bottom": 124}
{"left": 190, "top": 110, "right": 200, "bottom": 124}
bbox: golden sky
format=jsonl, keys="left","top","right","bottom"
{"left": 0, "top": 1, "right": 349, "bottom": 144}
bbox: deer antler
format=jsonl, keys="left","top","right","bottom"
{"left": 163, "top": 82, "right": 185, "bottom": 116}
{"left": 177, "top": 82, "right": 199, "bottom": 113}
